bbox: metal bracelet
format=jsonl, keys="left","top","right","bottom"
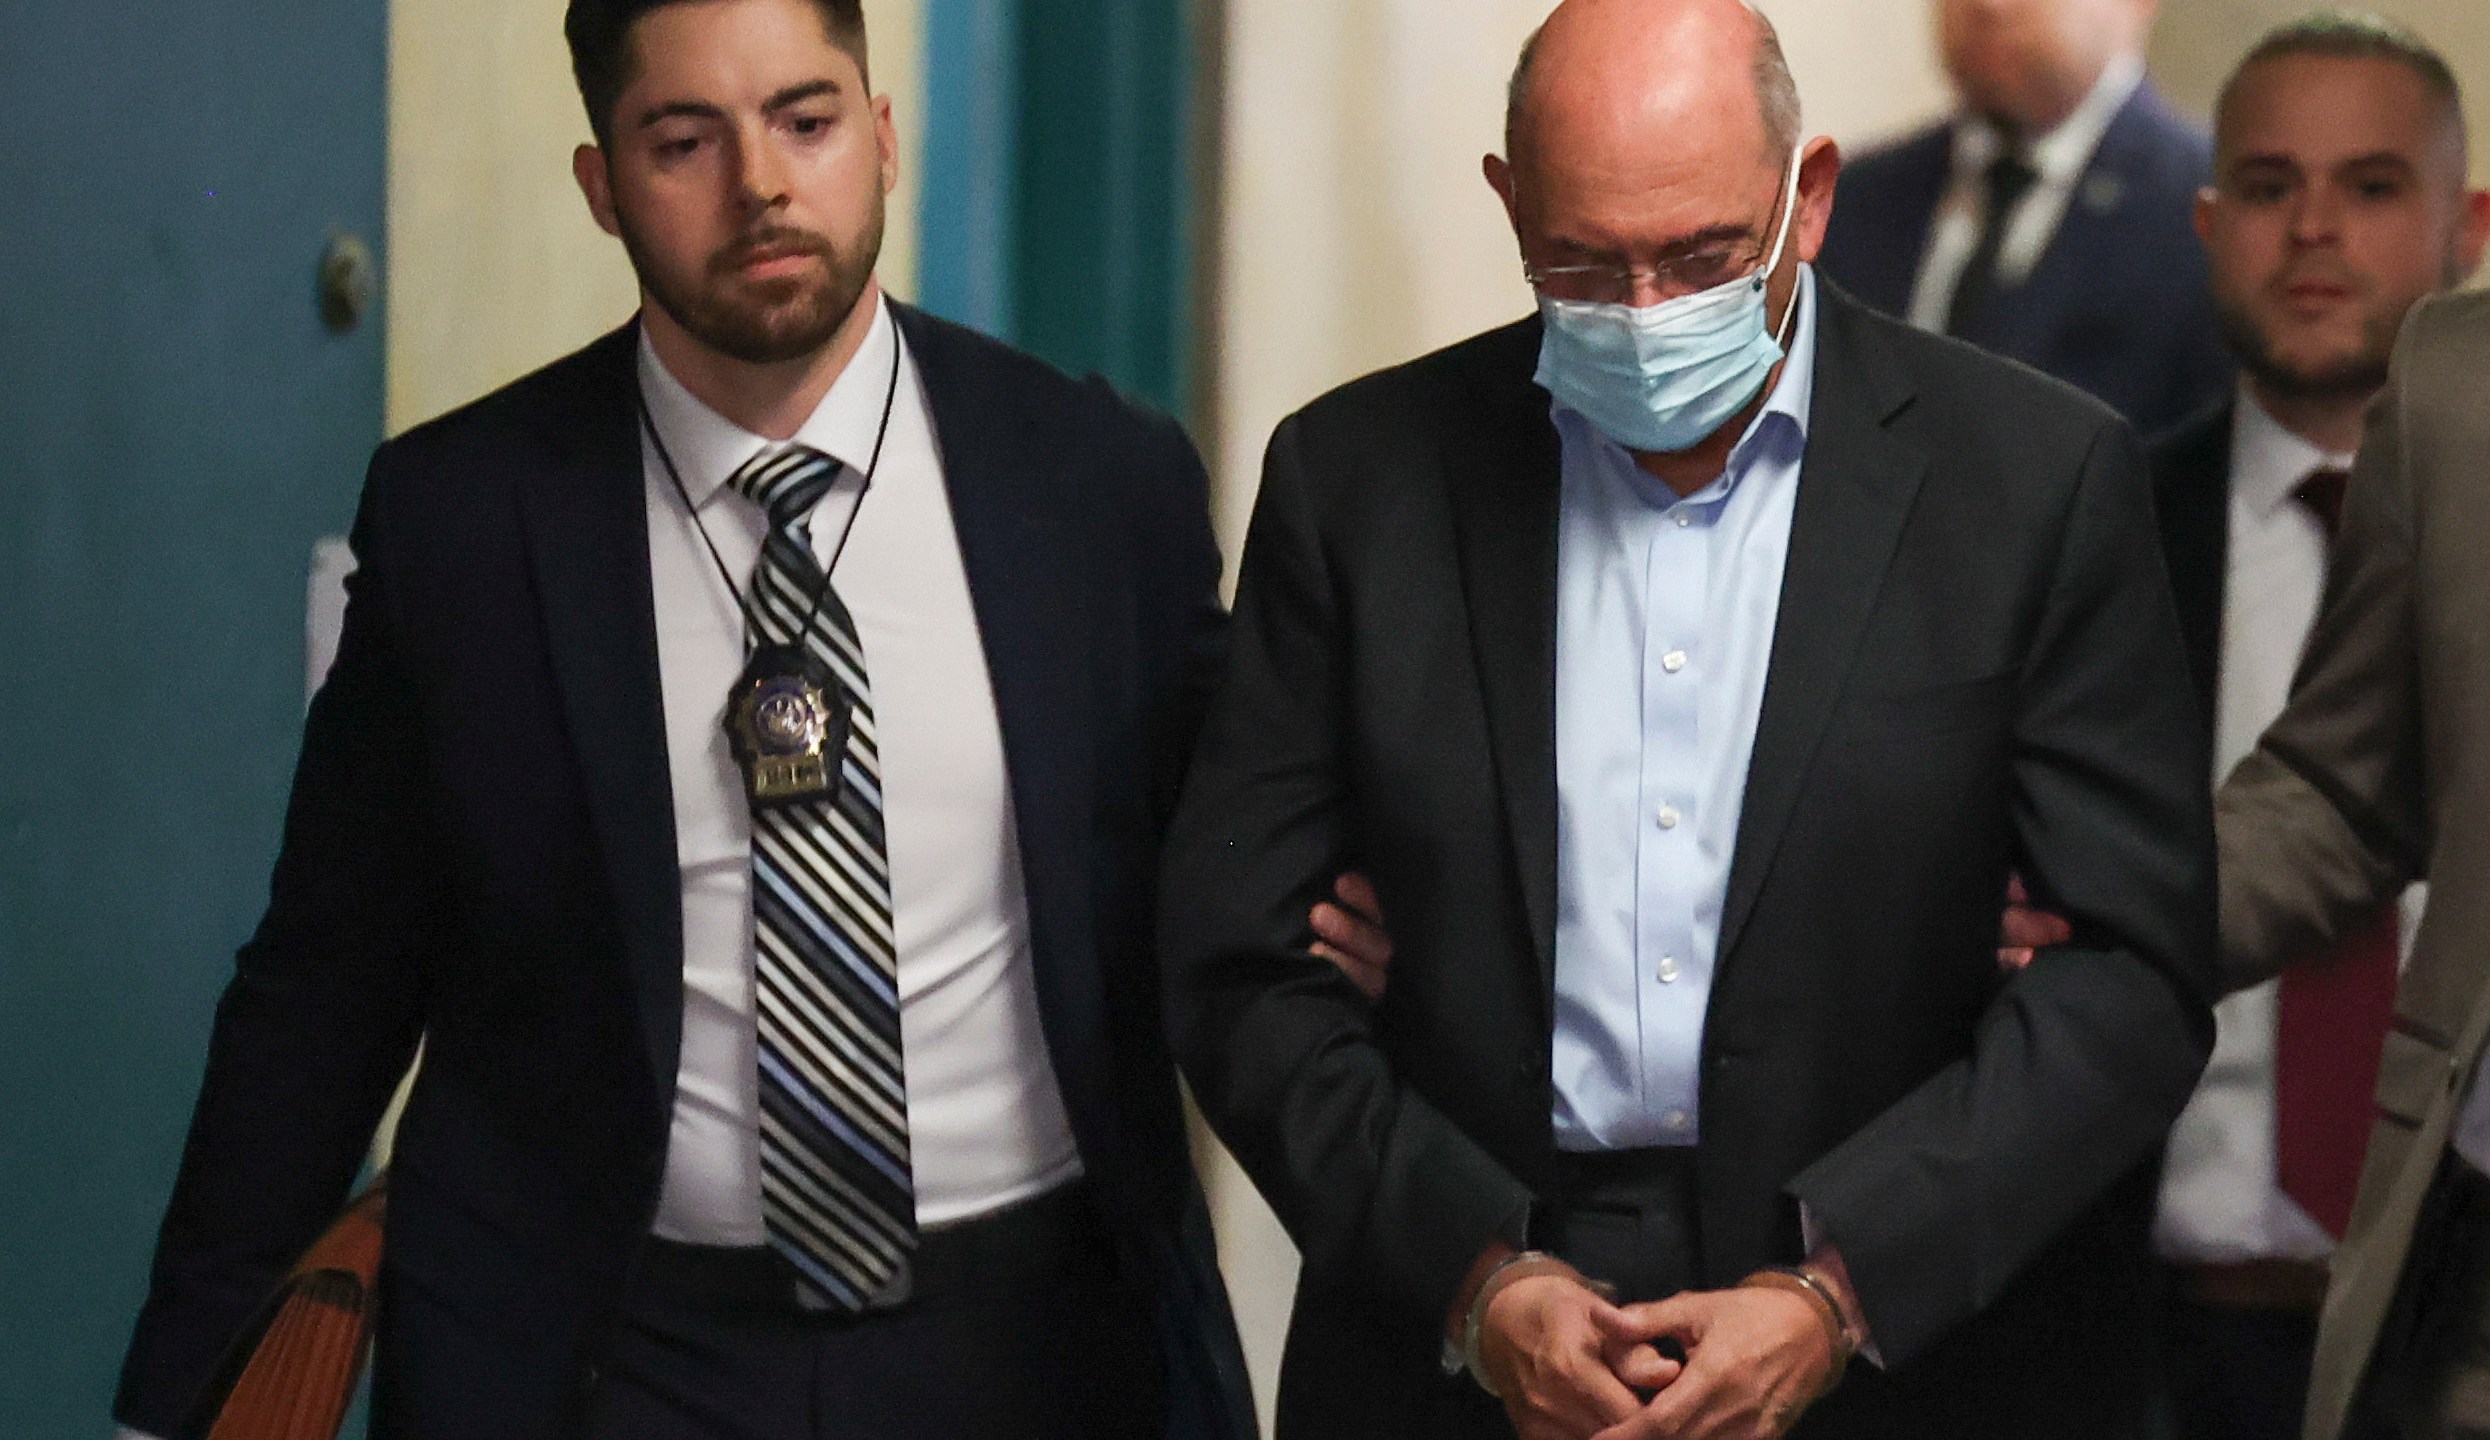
{"left": 1745, "top": 1265, "right": 1858, "bottom": 1376}
{"left": 1462, "top": 1251, "right": 1599, "bottom": 1397}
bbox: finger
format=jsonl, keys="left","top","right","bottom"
{"left": 1310, "top": 943, "right": 1385, "bottom": 1001}
{"left": 1628, "top": 1367, "right": 1719, "bottom": 1440}
{"left": 1312, "top": 903, "right": 1394, "bottom": 970}
{"left": 1998, "top": 905, "right": 2074, "bottom": 949}
{"left": 1591, "top": 1394, "right": 1689, "bottom": 1440}
{"left": 1310, "top": 900, "right": 1393, "bottom": 961}
{"left": 1561, "top": 1354, "right": 1650, "bottom": 1430}
{"left": 1606, "top": 1341, "right": 1680, "bottom": 1392}
{"left": 2006, "top": 872, "right": 2029, "bottom": 905}
{"left": 1333, "top": 871, "right": 1384, "bottom": 924}
{"left": 1997, "top": 946, "right": 2034, "bottom": 973}
{"left": 1600, "top": 1294, "right": 1705, "bottom": 1345}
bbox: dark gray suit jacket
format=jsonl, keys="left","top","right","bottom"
{"left": 1161, "top": 283, "right": 2217, "bottom": 1437}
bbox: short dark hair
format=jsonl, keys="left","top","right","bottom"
{"left": 2219, "top": 10, "right": 2467, "bottom": 166}
{"left": 565, "top": 0, "right": 869, "bottom": 145}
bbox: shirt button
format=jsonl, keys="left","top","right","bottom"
{"left": 1663, "top": 650, "right": 1688, "bottom": 674}
{"left": 1665, "top": 1109, "right": 1692, "bottom": 1132}
{"left": 1674, "top": 513, "right": 1693, "bottom": 528}
{"left": 1658, "top": 956, "right": 1681, "bottom": 984}
{"left": 1657, "top": 805, "right": 1681, "bottom": 830}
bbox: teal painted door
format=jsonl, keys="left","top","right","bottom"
{"left": 0, "top": 1, "right": 388, "bottom": 1432}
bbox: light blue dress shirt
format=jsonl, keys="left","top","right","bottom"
{"left": 1551, "top": 265, "right": 1818, "bottom": 1152}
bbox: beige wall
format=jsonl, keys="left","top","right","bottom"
{"left": 386, "top": 0, "right": 924, "bottom": 436}
{"left": 2154, "top": 0, "right": 2490, "bottom": 182}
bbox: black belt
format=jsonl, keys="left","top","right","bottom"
{"left": 632, "top": 1180, "right": 1116, "bottom": 1322}
{"left": 1543, "top": 1144, "right": 1700, "bottom": 1213}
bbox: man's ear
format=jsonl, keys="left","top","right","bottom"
{"left": 2192, "top": 185, "right": 2216, "bottom": 250}
{"left": 2455, "top": 187, "right": 2490, "bottom": 282}
{"left": 875, "top": 94, "right": 900, "bottom": 198}
{"left": 1484, "top": 152, "right": 1521, "bottom": 234}
{"left": 1792, "top": 136, "right": 1842, "bottom": 264}
{"left": 575, "top": 143, "right": 622, "bottom": 239}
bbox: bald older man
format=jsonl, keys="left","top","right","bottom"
{"left": 1820, "top": 0, "right": 2231, "bottom": 438}
{"left": 1160, "top": 2, "right": 2215, "bottom": 1438}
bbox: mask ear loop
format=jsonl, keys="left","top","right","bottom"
{"left": 1755, "top": 142, "right": 1808, "bottom": 349}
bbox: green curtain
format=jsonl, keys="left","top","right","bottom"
{"left": 919, "top": 0, "right": 1209, "bottom": 422}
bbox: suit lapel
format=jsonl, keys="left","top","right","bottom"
{"left": 1716, "top": 290, "right": 1929, "bottom": 966}
{"left": 1446, "top": 322, "right": 1566, "bottom": 988}
{"left": 1998, "top": 86, "right": 2157, "bottom": 354}
{"left": 892, "top": 305, "right": 1108, "bottom": 1110}
{"left": 2153, "top": 405, "right": 2235, "bottom": 731}
{"left": 515, "top": 322, "right": 687, "bottom": 1091}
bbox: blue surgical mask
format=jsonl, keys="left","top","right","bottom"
{"left": 1533, "top": 147, "right": 1806, "bottom": 454}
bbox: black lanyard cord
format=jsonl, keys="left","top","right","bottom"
{"left": 638, "top": 329, "right": 907, "bottom": 659}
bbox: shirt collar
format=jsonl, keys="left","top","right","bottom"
{"left": 636, "top": 292, "right": 902, "bottom": 510}
{"left": 1952, "top": 52, "right": 2144, "bottom": 185}
{"left": 1737, "top": 262, "right": 1818, "bottom": 458}
{"left": 1558, "top": 264, "right": 1820, "bottom": 512}
{"left": 2230, "top": 381, "right": 2358, "bottom": 516}
{"left": 1703, "top": 262, "right": 1820, "bottom": 504}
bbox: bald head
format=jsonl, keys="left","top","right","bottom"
{"left": 1506, "top": 0, "right": 1802, "bottom": 169}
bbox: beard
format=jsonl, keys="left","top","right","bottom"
{"left": 2213, "top": 290, "right": 2399, "bottom": 406}
{"left": 618, "top": 193, "right": 885, "bottom": 366}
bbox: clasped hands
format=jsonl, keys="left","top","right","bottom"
{"left": 1312, "top": 877, "right": 1848, "bottom": 1436}
{"left": 1468, "top": 1261, "right": 1843, "bottom": 1440}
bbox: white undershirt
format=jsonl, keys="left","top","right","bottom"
{"left": 1906, "top": 55, "right": 2144, "bottom": 334}
{"left": 640, "top": 297, "right": 1082, "bottom": 1239}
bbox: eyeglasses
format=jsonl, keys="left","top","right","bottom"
{"left": 1523, "top": 245, "right": 1764, "bottom": 305}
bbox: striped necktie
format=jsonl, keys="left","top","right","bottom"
{"left": 727, "top": 444, "right": 917, "bottom": 1310}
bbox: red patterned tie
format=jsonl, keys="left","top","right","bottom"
{"left": 2274, "top": 466, "right": 2400, "bottom": 1239}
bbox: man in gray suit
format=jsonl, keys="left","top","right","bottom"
{"left": 2216, "top": 289, "right": 2490, "bottom": 1440}
{"left": 2004, "top": 139, "right": 2490, "bottom": 1428}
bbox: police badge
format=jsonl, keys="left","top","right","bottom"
{"left": 724, "top": 645, "right": 852, "bottom": 808}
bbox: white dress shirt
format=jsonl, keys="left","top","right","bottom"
{"left": 2156, "top": 390, "right": 2358, "bottom": 1264}
{"left": 1906, "top": 54, "right": 2145, "bottom": 334}
{"left": 640, "top": 296, "right": 1082, "bottom": 1240}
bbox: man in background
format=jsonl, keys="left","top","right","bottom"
{"left": 2143, "top": 16, "right": 2488, "bottom": 1439}
{"left": 1819, "top": 0, "right": 2231, "bottom": 436}
{"left": 1999, "top": 13, "right": 2490, "bottom": 1435}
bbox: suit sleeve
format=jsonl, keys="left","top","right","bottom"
{"left": 2215, "top": 322, "right": 2431, "bottom": 993}
{"left": 1160, "top": 415, "right": 1534, "bottom": 1328}
{"left": 1790, "top": 417, "right": 2218, "bottom": 1365}
{"left": 1126, "top": 404, "right": 1231, "bottom": 839}
{"left": 114, "top": 453, "right": 443, "bottom": 1438}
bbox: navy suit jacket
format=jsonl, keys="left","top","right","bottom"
{"left": 1820, "top": 81, "right": 2233, "bottom": 439}
{"left": 114, "top": 305, "right": 1255, "bottom": 1440}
